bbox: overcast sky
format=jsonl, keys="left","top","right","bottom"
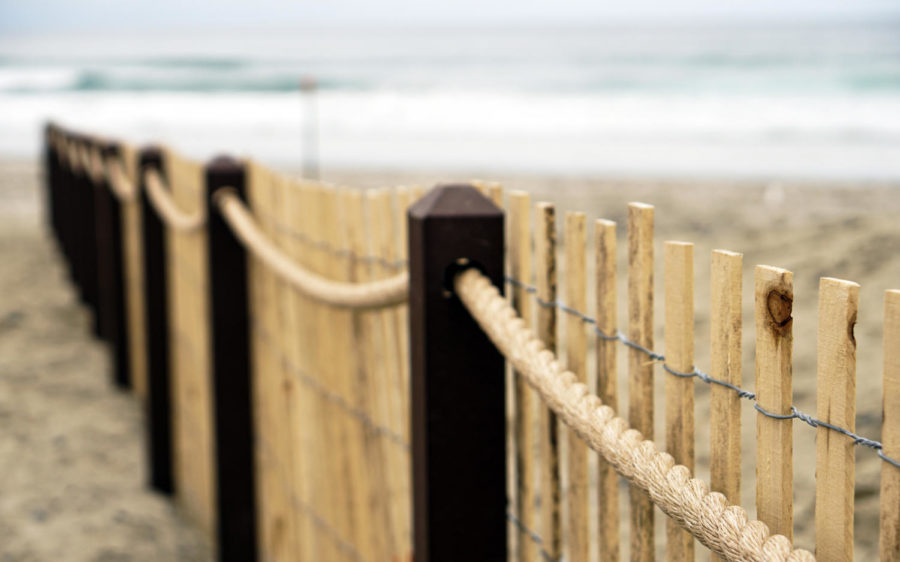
{"left": 2, "top": 0, "right": 900, "bottom": 33}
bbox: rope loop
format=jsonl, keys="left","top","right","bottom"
{"left": 144, "top": 168, "right": 206, "bottom": 232}
{"left": 214, "top": 189, "right": 409, "bottom": 309}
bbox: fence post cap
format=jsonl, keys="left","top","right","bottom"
{"left": 100, "top": 139, "right": 122, "bottom": 157}
{"left": 206, "top": 154, "right": 243, "bottom": 173}
{"left": 409, "top": 183, "right": 501, "bottom": 219}
{"left": 138, "top": 145, "right": 164, "bottom": 159}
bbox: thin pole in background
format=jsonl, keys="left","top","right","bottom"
{"left": 300, "top": 76, "right": 320, "bottom": 180}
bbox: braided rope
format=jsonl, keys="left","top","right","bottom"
{"left": 143, "top": 168, "right": 206, "bottom": 232}
{"left": 87, "top": 146, "right": 108, "bottom": 186}
{"left": 65, "top": 140, "right": 83, "bottom": 174}
{"left": 455, "top": 268, "right": 815, "bottom": 562}
{"left": 105, "top": 158, "right": 138, "bottom": 202}
{"left": 215, "top": 188, "right": 409, "bottom": 310}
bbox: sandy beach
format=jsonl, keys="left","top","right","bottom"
{"left": 0, "top": 158, "right": 212, "bottom": 561}
{"left": 2, "top": 157, "right": 898, "bottom": 559}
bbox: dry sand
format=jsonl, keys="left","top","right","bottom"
{"left": 2, "top": 158, "right": 898, "bottom": 560}
{"left": 0, "top": 159, "right": 212, "bottom": 561}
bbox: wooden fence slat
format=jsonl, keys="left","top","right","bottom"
{"left": 754, "top": 265, "right": 794, "bottom": 540}
{"left": 509, "top": 191, "right": 536, "bottom": 561}
{"left": 880, "top": 290, "right": 900, "bottom": 561}
{"left": 370, "top": 188, "right": 410, "bottom": 558}
{"left": 815, "top": 277, "right": 859, "bottom": 561}
{"left": 281, "top": 177, "right": 316, "bottom": 561}
{"left": 347, "top": 189, "right": 393, "bottom": 560}
{"left": 664, "top": 241, "right": 695, "bottom": 561}
{"left": 535, "top": 202, "right": 561, "bottom": 560}
{"left": 709, "top": 249, "right": 742, "bottom": 562}
{"left": 595, "top": 218, "right": 619, "bottom": 562}
{"left": 564, "top": 212, "right": 589, "bottom": 562}
{"left": 628, "top": 202, "right": 655, "bottom": 562}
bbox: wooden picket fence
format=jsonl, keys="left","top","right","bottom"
{"left": 42, "top": 123, "right": 899, "bottom": 562}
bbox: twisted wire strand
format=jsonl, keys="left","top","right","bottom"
{"left": 144, "top": 168, "right": 206, "bottom": 232}
{"left": 253, "top": 208, "right": 407, "bottom": 270}
{"left": 215, "top": 188, "right": 409, "bottom": 310}
{"left": 254, "top": 320, "right": 409, "bottom": 450}
{"left": 506, "top": 511, "right": 560, "bottom": 562}
{"left": 505, "top": 276, "right": 900, "bottom": 469}
{"left": 458, "top": 268, "right": 815, "bottom": 562}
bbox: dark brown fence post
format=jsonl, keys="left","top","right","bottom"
{"left": 43, "top": 123, "right": 60, "bottom": 245}
{"left": 408, "top": 184, "right": 507, "bottom": 562}
{"left": 80, "top": 135, "right": 102, "bottom": 335}
{"left": 204, "top": 155, "right": 257, "bottom": 562}
{"left": 139, "top": 146, "right": 174, "bottom": 494}
{"left": 71, "top": 134, "right": 89, "bottom": 304}
{"left": 57, "top": 129, "right": 75, "bottom": 277}
{"left": 94, "top": 140, "right": 131, "bottom": 388}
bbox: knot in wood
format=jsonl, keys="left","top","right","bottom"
{"left": 766, "top": 290, "right": 792, "bottom": 328}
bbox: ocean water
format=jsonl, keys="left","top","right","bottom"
{"left": 1, "top": 24, "right": 899, "bottom": 178}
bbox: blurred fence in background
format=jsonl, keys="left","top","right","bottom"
{"left": 42, "top": 123, "right": 899, "bottom": 561}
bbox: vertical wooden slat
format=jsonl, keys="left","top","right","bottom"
{"left": 815, "top": 277, "right": 859, "bottom": 560}
{"left": 333, "top": 186, "right": 372, "bottom": 559}
{"left": 595, "top": 218, "right": 619, "bottom": 562}
{"left": 564, "top": 212, "right": 588, "bottom": 562}
{"left": 345, "top": 189, "right": 392, "bottom": 560}
{"left": 273, "top": 173, "right": 302, "bottom": 562}
{"left": 709, "top": 249, "right": 742, "bottom": 562}
{"left": 881, "top": 290, "right": 900, "bottom": 561}
{"left": 628, "top": 202, "right": 655, "bottom": 562}
{"left": 509, "top": 191, "right": 535, "bottom": 561}
{"left": 664, "top": 241, "right": 695, "bottom": 561}
{"left": 755, "top": 265, "right": 794, "bottom": 540}
{"left": 370, "top": 188, "right": 409, "bottom": 558}
{"left": 535, "top": 202, "right": 561, "bottom": 560}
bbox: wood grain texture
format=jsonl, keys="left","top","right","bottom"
{"left": 565, "top": 212, "right": 589, "bottom": 562}
{"left": 595, "top": 219, "right": 619, "bottom": 562}
{"left": 815, "top": 277, "right": 859, "bottom": 561}
{"left": 166, "top": 150, "right": 216, "bottom": 543}
{"left": 535, "top": 202, "right": 561, "bottom": 560}
{"left": 120, "top": 146, "right": 149, "bottom": 399}
{"left": 627, "top": 202, "right": 655, "bottom": 562}
{"left": 755, "top": 265, "right": 794, "bottom": 540}
{"left": 709, "top": 250, "right": 742, "bottom": 562}
{"left": 881, "top": 290, "right": 900, "bottom": 562}
{"left": 509, "top": 191, "right": 536, "bottom": 561}
{"left": 664, "top": 241, "right": 695, "bottom": 562}
{"left": 370, "top": 188, "right": 411, "bottom": 559}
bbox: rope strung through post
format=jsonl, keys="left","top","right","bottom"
{"left": 455, "top": 268, "right": 815, "bottom": 562}
{"left": 144, "top": 168, "right": 206, "bottom": 232}
{"left": 105, "top": 158, "right": 138, "bottom": 202}
{"left": 214, "top": 188, "right": 409, "bottom": 309}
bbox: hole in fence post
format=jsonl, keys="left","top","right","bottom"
{"left": 204, "top": 155, "right": 257, "bottom": 562}
{"left": 408, "top": 184, "right": 506, "bottom": 562}
{"left": 139, "top": 146, "right": 174, "bottom": 495}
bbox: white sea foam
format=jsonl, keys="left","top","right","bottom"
{"left": 2, "top": 24, "right": 899, "bottom": 178}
